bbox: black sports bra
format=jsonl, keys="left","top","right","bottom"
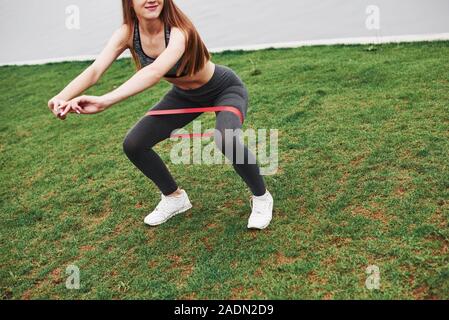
{"left": 133, "top": 20, "right": 188, "bottom": 78}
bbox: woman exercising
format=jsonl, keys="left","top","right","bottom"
{"left": 48, "top": 0, "right": 273, "bottom": 229}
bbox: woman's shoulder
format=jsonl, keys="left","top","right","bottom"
{"left": 112, "top": 24, "right": 134, "bottom": 48}
{"left": 118, "top": 23, "right": 134, "bottom": 38}
{"left": 168, "top": 26, "right": 188, "bottom": 42}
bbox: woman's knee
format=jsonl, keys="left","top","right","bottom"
{"left": 214, "top": 128, "right": 245, "bottom": 162}
{"left": 122, "top": 116, "right": 168, "bottom": 156}
{"left": 214, "top": 126, "right": 229, "bottom": 148}
{"left": 123, "top": 133, "right": 146, "bottom": 157}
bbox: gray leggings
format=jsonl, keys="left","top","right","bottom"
{"left": 123, "top": 64, "right": 266, "bottom": 196}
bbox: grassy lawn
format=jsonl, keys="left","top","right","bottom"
{"left": 0, "top": 41, "right": 448, "bottom": 300}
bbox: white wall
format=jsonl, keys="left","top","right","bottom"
{"left": 1, "top": 0, "right": 448, "bottom": 65}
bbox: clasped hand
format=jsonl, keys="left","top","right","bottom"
{"left": 47, "top": 95, "right": 110, "bottom": 120}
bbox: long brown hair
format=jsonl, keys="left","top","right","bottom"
{"left": 122, "top": 0, "right": 210, "bottom": 77}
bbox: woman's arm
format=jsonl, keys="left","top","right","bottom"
{"left": 52, "top": 24, "right": 130, "bottom": 102}
{"left": 101, "top": 27, "right": 187, "bottom": 107}
{"left": 60, "top": 27, "right": 187, "bottom": 116}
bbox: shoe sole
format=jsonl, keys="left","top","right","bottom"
{"left": 144, "top": 202, "right": 193, "bottom": 226}
{"left": 247, "top": 217, "right": 272, "bottom": 230}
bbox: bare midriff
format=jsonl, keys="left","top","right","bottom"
{"left": 164, "top": 60, "right": 216, "bottom": 91}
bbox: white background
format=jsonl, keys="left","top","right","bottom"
{"left": 0, "top": 0, "right": 448, "bottom": 65}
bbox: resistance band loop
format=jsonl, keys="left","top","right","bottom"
{"left": 146, "top": 106, "right": 244, "bottom": 139}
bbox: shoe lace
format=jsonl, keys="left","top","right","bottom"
{"left": 249, "top": 196, "right": 267, "bottom": 215}
{"left": 154, "top": 194, "right": 173, "bottom": 214}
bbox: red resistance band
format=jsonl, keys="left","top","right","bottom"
{"left": 146, "top": 106, "right": 244, "bottom": 138}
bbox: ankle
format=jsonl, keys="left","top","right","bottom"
{"left": 253, "top": 189, "right": 269, "bottom": 198}
{"left": 166, "top": 188, "right": 183, "bottom": 197}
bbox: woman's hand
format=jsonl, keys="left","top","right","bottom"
{"left": 59, "top": 95, "right": 110, "bottom": 117}
{"left": 48, "top": 96, "right": 69, "bottom": 120}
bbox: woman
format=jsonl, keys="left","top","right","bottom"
{"left": 48, "top": 0, "right": 273, "bottom": 229}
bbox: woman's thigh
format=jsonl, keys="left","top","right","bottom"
{"left": 124, "top": 88, "right": 202, "bottom": 148}
{"left": 213, "top": 82, "right": 249, "bottom": 122}
{"left": 148, "top": 86, "right": 203, "bottom": 130}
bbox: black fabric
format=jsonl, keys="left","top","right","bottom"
{"left": 123, "top": 64, "right": 267, "bottom": 196}
{"left": 133, "top": 20, "right": 188, "bottom": 78}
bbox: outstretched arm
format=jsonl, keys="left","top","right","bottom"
{"left": 61, "top": 27, "right": 187, "bottom": 116}
{"left": 48, "top": 24, "right": 129, "bottom": 119}
{"left": 103, "top": 27, "right": 187, "bottom": 105}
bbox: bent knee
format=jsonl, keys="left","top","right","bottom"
{"left": 214, "top": 129, "right": 241, "bottom": 153}
{"left": 123, "top": 135, "right": 141, "bottom": 156}
{"left": 123, "top": 133, "right": 155, "bottom": 157}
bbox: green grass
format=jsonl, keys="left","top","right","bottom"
{"left": 1, "top": 41, "right": 448, "bottom": 300}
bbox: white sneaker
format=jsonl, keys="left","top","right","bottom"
{"left": 144, "top": 189, "right": 192, "bottom": 226}
{"left": 247, "top": 190, "right": 273, "bottom": 230}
